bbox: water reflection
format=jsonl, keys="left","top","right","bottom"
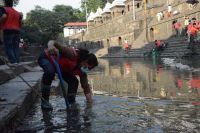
{"left": 90, "top": 58, "right": 200, "bottom": 100}
{"left": 17, "top": 58, "right": 200, "bottom": 132}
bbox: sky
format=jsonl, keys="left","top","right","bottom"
{"left": 14, "top": 0, "right": 82, "bottom": 18}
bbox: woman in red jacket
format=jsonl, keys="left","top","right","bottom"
{"left": 0, "top": 0, "right": 22, "bottom": 64}
{"left": 38, "top": 40, "right": 98, "bottom": 110}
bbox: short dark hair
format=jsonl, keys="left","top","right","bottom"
{"left": 77, "top": 48, "right": 98, "bottom": 68}
{"left": 76, "top": 48, "right": 90, "bottom": 62}
{"left": 87, "top": 53, "right": 98, "bottom": 68}
{"left": 5, "top": 0, "right": 13, "bottom": 7}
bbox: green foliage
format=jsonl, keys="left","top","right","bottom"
{"left": 73, "top": 9, "right": 86, "bottom": 22}
{"left": 21, "top": 5, "right": 85, "bottom": 44}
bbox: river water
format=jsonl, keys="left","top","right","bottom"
{"left": 17, "top": 58, "right": 200, "bottom": 133}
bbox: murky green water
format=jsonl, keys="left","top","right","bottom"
{"left": 17, "top": 58, "right": 200, "bottom": 133}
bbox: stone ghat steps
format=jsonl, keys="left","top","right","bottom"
{"left": 160, "top": 52, "right": 188, "bottom": 57}
{"left": 0, "top": 62, "right": 44, "bottom": 132}
{"left": 20, "top": 56, "right": 38, "bottom": 62}
{"left": 160, "top": 50, "right": 200, "bottom": 57}
{"left": 128, "top": 47, "right": 154, "bottom": 57}
{"left": 126, "top": 38, "right": 195, "bottom": 58}
{"left": 0, "top": 45, "right": 44, "bottom": 62}
{"left": 129, "top": 44, "right": 154, "bottom": 53}
{"left": 0, "top": 62, "right": 38, "bottom": 85}
{"left": 160, "top": 39, "right": 200, "bottom": 57}
{"left": 102, "top": 38, "right": 199, "bottom": 58}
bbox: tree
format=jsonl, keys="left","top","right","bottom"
{"left": 23, "top": 6, "right": 56, "bottom": 42}
{"left": 21, "top": 5, "right": 85, "bottom": 44}
{"left": 53, "top": 5, "right": 79, "bottom": 22}
{"left": 73, "top": 9, "right": 86, "bottom": 22}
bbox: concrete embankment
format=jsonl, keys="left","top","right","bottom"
{"left": 0, "top": 62, "right": 43, "bottom": 132}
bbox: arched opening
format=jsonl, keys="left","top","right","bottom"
{"left": 122, "top": 10, "right": 124, "bottom": 15}
{"left": 118, "top": 37, "right": 122, "bottom": 46}
{"left": 107, "top": 39, "right": 110, "bottom": 47}
{"left": 128, "top": 5, "right": 130, "bottom": 11}
{"left": 172, "top": 20, "right": 177, "bottom": 36}
{"left": 136, "top": 3, "right": 140, "bottom": 8}
{"left": 150, "top": 27, "right": 154, "bottom": 41}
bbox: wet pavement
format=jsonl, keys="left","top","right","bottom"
{"left": 17, "top": 58, "right": 200, "bottom": 133}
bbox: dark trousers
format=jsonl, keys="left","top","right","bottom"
{"left": 188, "top": 35, "right": 196, "bottom": 53}
{"left": 175, "top": 29, "right": 180, "bottom": 37}
{"left": 38, "top": 52, "right": 78, "bottom": 103}
{"left": 3, "top": 32, "right": 20, "bottom": 63}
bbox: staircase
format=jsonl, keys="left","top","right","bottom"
{"left": 160, "top": 38, "right": 200, "bottom": 58}
{"left": 0, "top": 45, "right": 45, "bottom": 64}
{"left": 0, "top": 42, "right": 49, "bottom": 132}
{"left": 103, "top": 36, "right": 200, "bottom": 58}
{"left": 128, "top": 42, "right": 155, "bottom": 57}
{"left": 0, "top": 61, "right": 43, "bottom": 132}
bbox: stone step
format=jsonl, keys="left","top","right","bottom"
{"left": 168, "top": 41, "right": 188, "bottom": 44}
{"left": 0, "top": 61, "right": 38, "bottom": 85}
{"left": 20, "top": 56, "right": 38, "bottom": 62}
{"left": 167, "top": 43, "right": 188, "bottom": 47}
{"left": 163, "top": 49, "right": 191, "bottom": 52}
{"left": 0, "top": 66, "right": 43, "bottom": 132}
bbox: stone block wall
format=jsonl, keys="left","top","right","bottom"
{"left": 69, "top": 1, "right": 200, "bottom": 50}
{"left": 149, "top": 2, "right": 200, "bottom": 41}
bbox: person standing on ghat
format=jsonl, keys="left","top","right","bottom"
{"left": 0, "top": 0, "right": 22, "bottom": 65}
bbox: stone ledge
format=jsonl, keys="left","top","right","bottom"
{"left": 0, "top": 61, "right": 38, "bottom": 85}
{"left": 0, "top": 69, "right": 43, "bottom": 132}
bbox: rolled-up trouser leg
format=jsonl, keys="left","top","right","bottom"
{"left": 62, "top": 73, "right": 79, "bottom": 104}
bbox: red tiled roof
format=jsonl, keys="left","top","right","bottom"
{"left": 64, "top": 22, "right": 87, "bottom": 27}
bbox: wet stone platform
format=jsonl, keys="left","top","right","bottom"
{"left": 16, "top": 57, "right": 200, "bottom": 133}
{"left": 0, "top": 62, "right": 43, "bottom": 132}
{"left": 16, "top": 95, "right": 200, "bottom": 133}
{"left": 1, "top": 58, "right": 200, "bottom": 132}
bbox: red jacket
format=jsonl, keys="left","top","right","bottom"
{"left": 45, "top": 49, "right": 82, "bottom": 76}
{"left": 189, "top": 26, "right": 198, "bottom": 36}
{"left": 1, "top": 7, "right": 21, "bottom": 31}
{"left": 58, "top": 55, "right": 82, "bottom": 76}
{"left": 44, "top": 49, "right": 91, "bottom": 94}
{"left": 155, "top": 40, "right": 161, "bottom": 47}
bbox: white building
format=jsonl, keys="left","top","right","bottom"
{"left": 63, "top": 22, "right": 87, "bottom": 37}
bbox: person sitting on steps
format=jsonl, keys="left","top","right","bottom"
{"left": 154, "top": 40, "right": 166, "bottom": 52}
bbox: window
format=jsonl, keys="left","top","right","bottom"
{"left": 137, "top": 3, "right": 140, "bottom": 8}
{"left": 122, "top": 10, "right": 124, "bottom": 15}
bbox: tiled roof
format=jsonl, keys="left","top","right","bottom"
{"left": 64, "top": 22, "right": 87, "bottom": 27}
